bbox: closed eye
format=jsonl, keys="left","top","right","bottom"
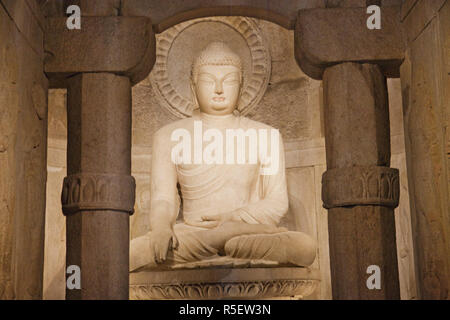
{"left": 199, "top": 79, "right": 215, "bottom": 84}
{"left": 223, "top": 73, "right": 240, "bottom": 84}
{"left": 197, "top": 74, "right": 216, "bottom": 83}
{"left": 224, "top": 79, "right": 239, "bottom": 84}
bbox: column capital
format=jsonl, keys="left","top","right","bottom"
{"left": 294, "top": 6, "right": 405, "bottom": 80}
{"left": 322, "top": 166, "right": 400, "bottom": 209}
{"left": 61, "top": 173, "right": 136, "bottom": 215}
{"left": 44, "top": 16, "right": 155, "bottom": 87}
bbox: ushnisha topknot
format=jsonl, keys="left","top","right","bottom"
{"left": 191, "top": 42, "right": 243, "bottom": 81}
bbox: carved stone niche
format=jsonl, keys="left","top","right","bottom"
{"left": 130, "top": 268, "right": 320, "bottom": 300}
{"left": 130, "top": 16, "right": 319, "bottom": 300}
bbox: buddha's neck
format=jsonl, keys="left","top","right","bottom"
{"left": 199, "top": 111, "right": 237, "bottom": 128}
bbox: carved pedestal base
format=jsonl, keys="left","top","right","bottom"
{"left": 130, "top": 268, "right": 320, "bottom": 300}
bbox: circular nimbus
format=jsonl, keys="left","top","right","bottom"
{"left": 150, "top": 17, "right": 271, "bottom": 118}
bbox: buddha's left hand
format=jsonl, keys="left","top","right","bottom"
{"left": 201, "top": 211, "right": 241, "bottom": 227}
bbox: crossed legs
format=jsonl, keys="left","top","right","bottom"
{"left": 130, "top": 222, "right": 316, "bottom": 271}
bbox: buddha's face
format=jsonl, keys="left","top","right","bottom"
{"left": 192, "top": 64, "right": 241, "bottom": 116}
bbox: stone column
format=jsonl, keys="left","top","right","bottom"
{"left": 294, "top": 6, "right": 405, "bottom": 299}
{"left": 322, "top": 63, "right": 400, "bottom": 299}
{"left": 45, "top": 13, "right": 155, "bottom": 299}
{"left": 62, "top": 73, "right": 134, "bottom": 299}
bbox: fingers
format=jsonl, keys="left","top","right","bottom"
{"left": 152, "top": 242, "right": 160, "bottom": 264}
{"left": 172, "top": 234, "right": 179, "bottom": 250}
{"left": 187, "top": 220, "right": 220, "bottom": 229}
{"left": 160, "top": 238, "right": 170, "bottom": 262}
{"left": 201, "top": 215, "right": 225, "bottom": 228}
{"left": 153, "top": 238, "right": 170, "bottom": 264}
{"left": 201, "top": 214, "right": 220, "bottom": 221}
{"left": 200, "top": 221, "right": 220, "bottom": 228}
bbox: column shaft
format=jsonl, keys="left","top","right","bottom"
{"left": 322, "top": 63, "right": 400, "bottom": 299}
{"left": 64, "top": 73, "right": 134, "bottom": 299}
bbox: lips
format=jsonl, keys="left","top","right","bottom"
{"left": 212, "top": 97, "right": 225, "bottom": 102}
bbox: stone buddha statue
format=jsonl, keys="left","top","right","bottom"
{"left": 130, "top": 42, "right": 316, "bottom": 272}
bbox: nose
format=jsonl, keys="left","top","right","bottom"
{"left": 214, "top": 80, "right": 223, "bottom": 95}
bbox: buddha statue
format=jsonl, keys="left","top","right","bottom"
{"left": 130, "top": 42, "right": 316, "bottom": 271}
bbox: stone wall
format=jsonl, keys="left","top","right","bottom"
{"left": 0, "top": 0, "right": 48, "bottom": 299}
{"left": 389, "top": 79, "right": 417, "bottom": 300}
{"left": 400, "top": 0, "right": 450, "bottom": 299}
{"left": 43, "top": 90, "right": 66, "bottom": 299}
{"left": 43, "top": 16, "right": 415, "bottom": 300}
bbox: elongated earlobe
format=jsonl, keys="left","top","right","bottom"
{"left": 190, "top": 81, "right": 199, "bottom": 111}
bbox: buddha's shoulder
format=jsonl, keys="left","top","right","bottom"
{"left": 238, "top": 116, "right": 280, "bottom": 132}
{"left": 153, "top": 118, "right": 196, "bottom": 139}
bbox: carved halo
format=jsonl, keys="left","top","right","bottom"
{"left": 150, "top": 16, "right": 271, "bottom": 118}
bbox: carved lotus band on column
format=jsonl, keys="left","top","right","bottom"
{"left": 322, "top": 166, "right": 399, "bottom": 209}
{"left": 61, "top": 173, "right": 136, "bottom": 215}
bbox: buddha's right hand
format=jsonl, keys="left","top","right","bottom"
{"left": 149, "top": 228, "right": 179, "bottom": 264}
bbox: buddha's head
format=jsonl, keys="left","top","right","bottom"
{"left": 191, "top": 42, "right": 243, "bottom": 116}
